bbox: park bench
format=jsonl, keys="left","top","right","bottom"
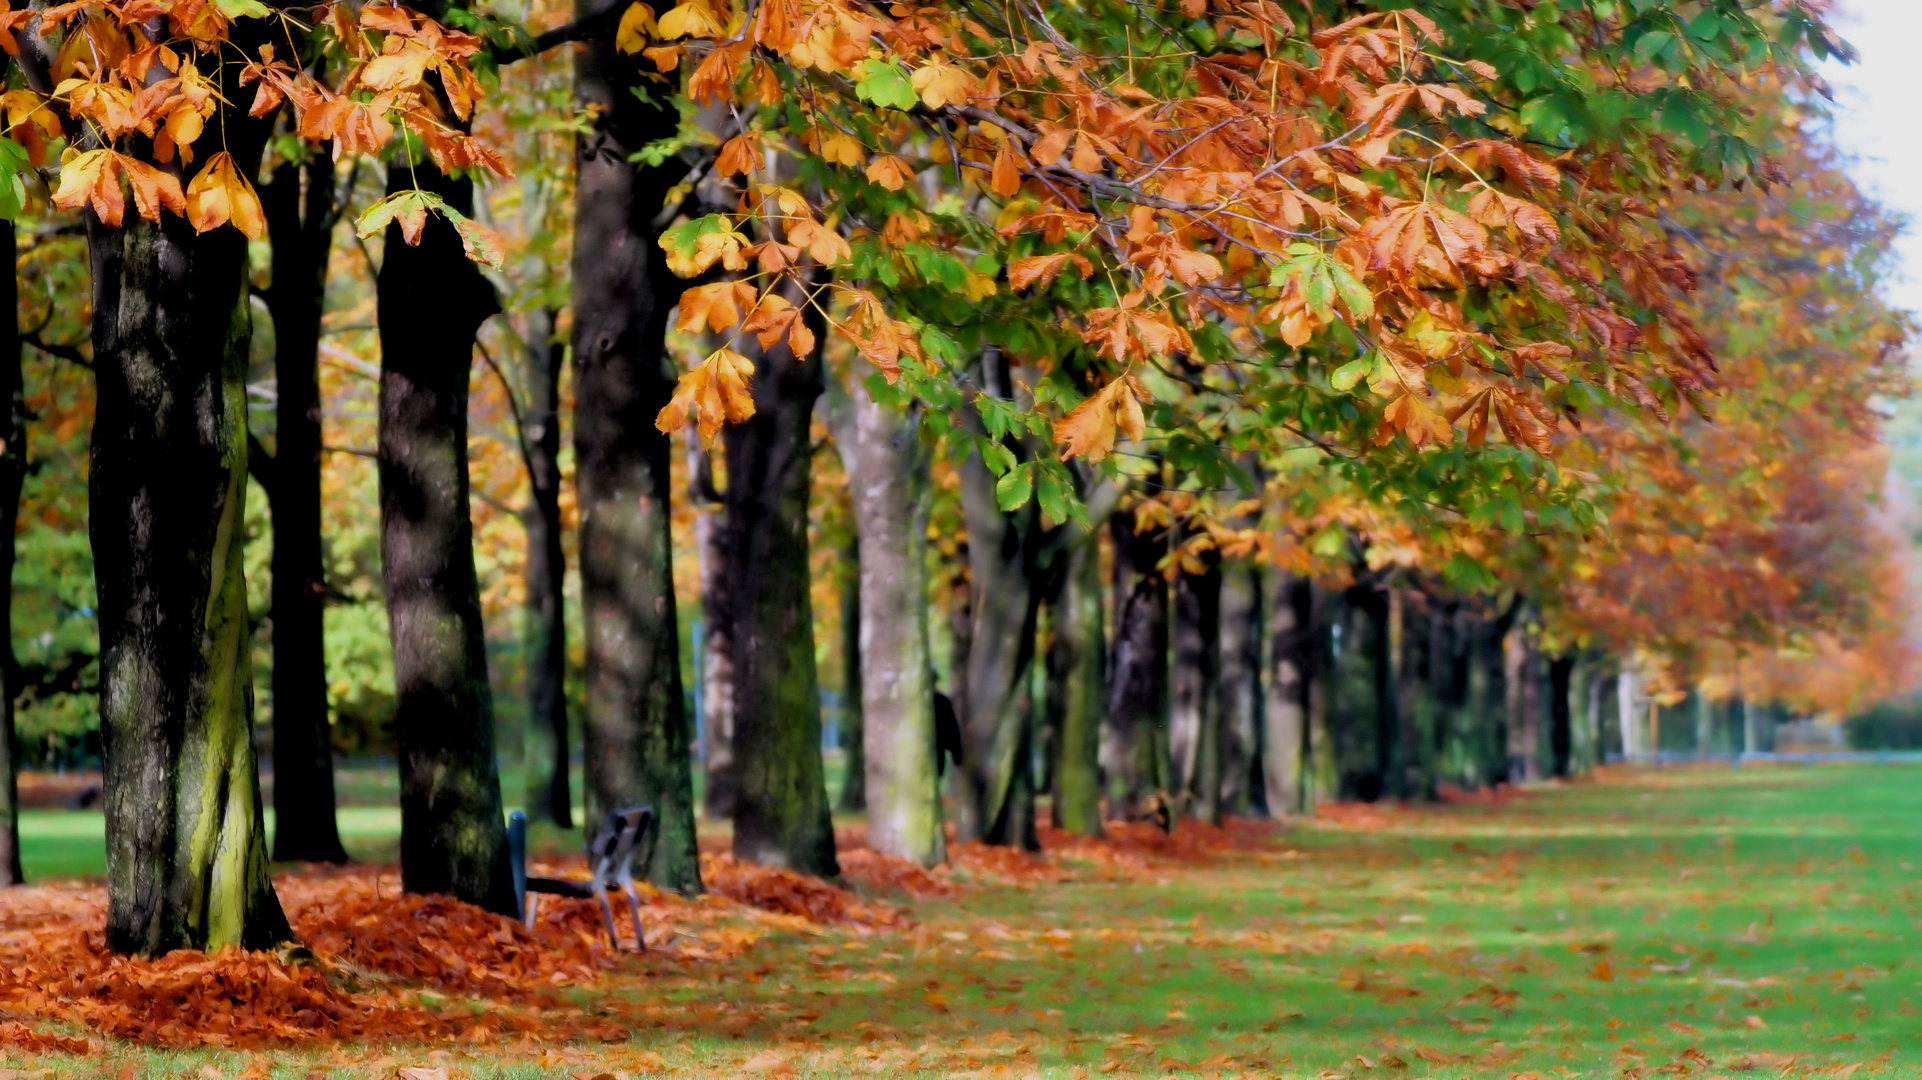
{"left": 505, "top": 805, "right": 655, "bottom": 951}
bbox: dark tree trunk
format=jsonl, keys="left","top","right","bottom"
{"left": 1329, "top": 584, "right": 1389, "bottom": 802}
{"left": 519, "top": 310, "right": 571, "bottom": 828}
{"left": 1105, "top": 506, "right": 1170, "bottom": 822}
{"left": 91, "top": 98, "right": 291, "bottom": 949}
{"left": 0, "top": 221, "right": 25, "bottom": 885}
{"left": 836, "top": 523, "right": 865, "bottom": 811}
{"left": 1549, "top": 654, "right": 1575, "bottom": 777}
{"left": 724, "top": 277, "right": 836, "bottom": 875}
{"left": 571, "top": 22, "right": 700, "bottom": 892}
{"left": 377, "top": 158, "right": 515, "bottom": 915}
{"left": 1170, "top": 550, "right": 1222, "bottom": 825}
{"left": 954, "top": 366, "right": 1041, "bottom": 849}
{"left": 260, "top": 154, "right": 348, "bottom": 864}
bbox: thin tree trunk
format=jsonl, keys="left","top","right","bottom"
{"left": 91, "top": 181, "right": 290, "bottom": 952}
{"left": 378, "top": 157, "right": 515, "bottom": 914}
{"left": 516, "top": 309, "right": 571, "bottom": 828}
{"left": 571, "top": 22, "right": 700, "bottom": 892}
{"left": 1106, "top": 506, "right": 1170, "bottom": 822}
{"left": 724, "top": 276, "right": 836, "bottom": 875}
{"left": 1050, "top": 520, "right": 1105, "bottom": 836}
{"left": 849, "top": 380, "right": 942, "bottom": 864}
{"left": 260, "top": 155, "right": 348, "bottom": 864}
{"left": 688, "top": 432, "right": 736, "bottom": 818}
{"left": 0, "top": 220, "right": 24, "bottom": 885}
{"left": 1170, "top": 550, "right": 1222, "bottom": 825}
{"left": 1262, "top": 572, "right": 1311, "bottom": 817}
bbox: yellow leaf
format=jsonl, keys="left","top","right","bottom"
{"left": 185, "top": 151, "right": 264, "bottom": 238}
{"left": 910, "top": 56, "right": 975, "bottom": 109}
{"left": 864, "top": 153, "right": 914, "bottom": 191}
{"left": 616, "top": 2, "right": 656, "bottom": 53}
{"left": 656, "top": 0, "right": 724, "bottom": 39}
{"left": 1054, "top": 374, "right": 1150, "bottom": 463}
{"left": 656, "top": 347, "right": 758, "bottom": 445}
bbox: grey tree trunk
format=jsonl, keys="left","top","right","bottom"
{"left": 259, "top": 154, "right": 348, "bottom": 863}
{"left": 1106, "top": 506, "right": 1171, "bottom": 822}
{"left": 1217, "top": 560, "right": 1262, "bottom": 817}
{"left": 724, "top": 277, "right": 837, "bottom": 876}
{"left": 519, "top": 309, "right": 571, "bottom": 828}
{"left": 954, "top": 426, "right": 1040, "bottom": 848}
{"left": 848, "top": 380, "right": 942, "bottom": 864}
{"left": 91, "top": 196, "right": 290, "bottom": 952}
{"left": 570, "top": 17, "right": 700, "bottom": 892}
{"left": 1049, "top": 520, "right": 1105, "bottom": 836}
{"left": 1170, "top": 550, "right": 1222, "bottom": 825}
{"left": 1262, "top": 572, "right": 1311, "bottom": 817}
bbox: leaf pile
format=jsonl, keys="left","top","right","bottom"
{"left": 698, "top": 853, "right": 905, "bottom": 929}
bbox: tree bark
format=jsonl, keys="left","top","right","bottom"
{"left": 1548, "top": 654, "right": 1574, "bottom": 777}
{"left": 1049, "top": 520, "right": 1105, "bottom": 836}
{"left": 0, "top": 221, "right": 24, "bottom": 884}
{"left": 724, "top": 276, "right": 837, "bottom": 875}
{"left": 848, "top": 380, "right": 942, "bottom": 864}
{"left": 1262, "top": 572, "right": 1311, "bottom": 817}
{"left": 1170, "top": 550, "right": 1222, "bottom": 825}
{"left": 260, "top": 154, "right": 348, "bottom": 864}
{"left": 1217, "top": 559, "right": 1262, "bottom": 818}
{"left": 377, "top": 157, "right": 515, "bottom": 914}
{"left": 91, "top": 171, "right": 290, "bottom": 952}
{"left": 570, "top": 20, "right": 700, "bottom": 892}
{"left": 687, "top": 431, "right": 736, "bottom": 818}
{"left": 1105, "top": 505, "right": 1170, "bottom": 822}
{"left": 954, "top": 392, "right": 1041, "bottom": 849}
{"left": 518, "top": 309, "right": 571, "bottom": 828}
{"left": 835, "top": 505, "right": 865, "bottom": 812}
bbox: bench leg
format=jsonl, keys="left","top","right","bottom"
{"left": 596, "top": 889, "right": 622, "bottom": 950}
{"left": 524, "top": 892, "right": 540, "bottom": 929}
{"left": 621, "top": 883, "right": 646, "bottom": 952}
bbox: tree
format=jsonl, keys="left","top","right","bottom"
{"left": 570, "top": 0, "right": 701, "bottom": 892}
{"left": 258, "top": 149, "right": 350, "bottom": 864}
{"left": 0, "top": 218, "right": 25, "bottom": 885}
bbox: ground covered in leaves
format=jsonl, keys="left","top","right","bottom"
{"left": 0, "top": 764, "right": 1916, "bottom": 1078}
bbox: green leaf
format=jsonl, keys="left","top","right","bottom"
{"left": 852, "top": 59, "right": 918, "bottom": 110}
{"left": 355, "top": 189, "right": 448, "bottom": 240}
{"left": 1327, "top": 259, "right": 1374, "bottom": 320}
{"left": 995, "top": 461, "right": 1035, "bottom": 511}
{"left": 1329, "top": 357, "right": 1372, "bottom": 393}
{"left": 1442, "top": 553, "right": 1500, "bottom": 592}
{"left": 212, "top": 0, "right": 272, "bottom": 19}
{"left": 0, "top": 139, "right": 30, "bottom": 222}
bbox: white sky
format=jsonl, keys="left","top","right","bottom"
{"left": 1822, "top": 0, "right": 1922, "bottom": 318}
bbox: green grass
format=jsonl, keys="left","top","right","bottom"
{"left": 9, "top": 762, "right": 1920, "bottom": 1076}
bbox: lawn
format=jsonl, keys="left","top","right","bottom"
{"left": 5, "top": 762, "right": 1916, "bottom": 1077}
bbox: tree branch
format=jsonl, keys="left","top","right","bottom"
{"left": 23, "top": 333, "right": 90, "bottom": 369}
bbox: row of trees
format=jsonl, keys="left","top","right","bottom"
{"left": 0, "top": 0, "right": 1904, "bottom": 957}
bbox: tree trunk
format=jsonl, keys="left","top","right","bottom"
{"left": 724, "top": 277, "right": 836, "bottom": 876}
{"left": 570, "top": 25, "right": 700, "bottom": 892}
{"left": 1049, "top": 521, "right": 1105, "bottom": 836}
{"left": 688, "top": 433, "right": 737, "bottom": 818}
{"left": 1549, "top": 654, "right": 1574, "bottom": 777}
{"left": 1218, "top": 559, "right": 1262, "bottom": 818}
{"left": 954, "top": 393, "right": 1041, "bottom": 849}
{"left": 91, "top": 192, "right": 290, "bottom": 952}
{"left": 849, "top": 380, "right": 942, "bottom": 864}
{"left": 377, "top": 158, "right": 514, "bottom": 914}
{"left": 1170, "top": 551, "right": 1222, "bottom": 825}
{"left": 1262, "top": 572, "right": 1311, "bottom": 817}
{"left": 836, "top": 510, "right": 866, "bottom": 812}
{"left": 0, "top": 221, "right": 24, "bottom": 885}
{"left": 1617, "top": 664, "right": 1640, "bottom": 758}
{"left": 1105, "top": 506, "right": 1170, "bottom": 822}
{"left": 1328, "top": 584, "right": 1387, "bottom": 801}
{"left": 518, "top": 309, "right": 571, "bottom": 828}
{"left": 259, "top": 155, "right": 348, "bottom": 864}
